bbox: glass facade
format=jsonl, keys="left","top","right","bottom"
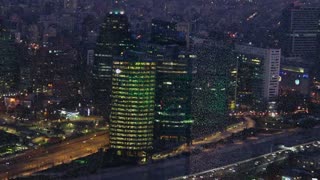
{"left": 92, "top": 11, "right": 134, "bottom": 114}
{"left": 110, "top": 59, "right": 156, "bottom": 154}
{"left": 154, "top": 53, "right": 193, "bottom": 143}
{"left": 193, "top": 46, "right": 237, "bottom": 127}
{"left": 236, "top": 54, "right": 264, "bottom": 110}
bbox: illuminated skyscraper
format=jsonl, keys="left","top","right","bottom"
{"left": 110, "top": 51, "right": 155, "bottom": 160}
{"left": 235, "top": 44, "right": 281, "bottom": 114}
{"left": 151, "top": 45, "right": 193, "bottom": 145}
{"left": 235, "top": 45, "right": 281, "bottom": 101}
{"left": 92, "top": 10, "right": 134, "bottom": 115}
{"left": 193, "top": 45, "right": 237, "bottom": 129}
{"left": 236, "top": 54, "right": 264, "bottom": 110}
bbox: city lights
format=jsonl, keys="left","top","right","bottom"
{"left": 0, "top": 0, "right": 319, "bottom": 179}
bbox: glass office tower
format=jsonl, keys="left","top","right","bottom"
{"left": 110, "top": 51, "right": 156, "bottom": 159}
{"left": 153, "top": 46, "right": 193, "bottom": 145}
{"left": 92, "top": 10, "right": 133, "bottom": 115}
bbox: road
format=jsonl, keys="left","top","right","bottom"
{"left": 152, "top": 117, "right": 255, "bottom": 160}
{"left": 194, "top": 117, "right": 255, "bottom": 145}
{"left": 0, "top": 118, "right": 253, "bottom": 179}
{"left": 49, "top": 116, "right": 104, "bottom": 123}
{"left": 0, "top": 131, "right": 109, "bottom": 179}
{"left": 79, "top": 126, "right": 320, "bottom": 180}
{"left": 173, "top": 140, "right": 320, "bottom": 179}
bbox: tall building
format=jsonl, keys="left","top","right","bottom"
{"left": 279, "top": 4, "right": 319, "bottom": 112}
{"left": 0, "top": 20, "right": 19, "bottom": 95}
{"left": 281, "top": 4, "right": 320, "bottom": 58}
{"left": 235, "top": 44, "right": 281, "bottom": 111}
{"left": 151, "top": 45, "right": 193, "bottom": 145}
{"left": 92, "top": 10, "right": 133, "bottom": 115}
{"left": 110, "top": 51, "right": 156, "bottom": 160}
{"left": 193, "top": 45, "right": 237, "bottom": 129}
{"left": 236, "top": 53, "right": 264, "bottom": 110}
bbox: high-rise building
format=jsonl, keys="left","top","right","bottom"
{"left": 92, "top": 10, "right": 133, "bottom": 115}
{"left": 151, "top": 45, "right": 193, "bottom": 145}
{"left": 235, "top": 44, "right": 281, "bottom": 111}
{"left": 279, "top": 3, "right": 319, "bottom": 112}
{"left": 281, "top": 4, "right": 320, "bottom": 58}
{"left": 193, "top": 45, "right": 237, "bottom": 129}
{"left": 236, "top": 54, "right": 264, "bottom": 110}
{"left": 0, "top": 20, "right": 19, "bottom": 95}
{"left": 110, "top": 51, "right": 155, "bottom": 160}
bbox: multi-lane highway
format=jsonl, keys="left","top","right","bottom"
{"left": 0, "top": 118, "right": 253, "bottom": 179}
{"left": 2, "top": 117, "right": 317, "bottom": 180}
{"left": 0, "top": 131, "right": 109, "bottom": 179}
{"left": 79, "top": 125, "right": 320, "bottom": 180}
{"left": 173, "top": 140, "right": 320, "bottom": 179}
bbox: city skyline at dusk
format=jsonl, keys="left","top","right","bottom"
{"left": 0, "top": 0, "right": 319, "bottom": 179}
